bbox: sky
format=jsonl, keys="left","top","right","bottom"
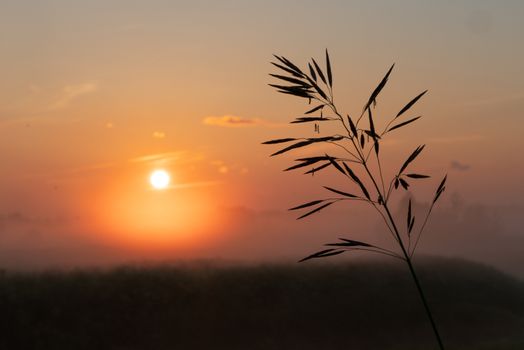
{"left": 1, "top": 0, "right": 523, "bottom": 273}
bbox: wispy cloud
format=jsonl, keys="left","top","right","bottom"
{"left": 0, "top": 211, "right": 68, "bottom": 227}
{"left": 28, "top": 151, "right": 195, "bottom": 179}
{"left": 129, "top": 151, "right": 187, "bottom": 165}
{"left": 49, "top": 82, "right": 98, "bottom": 110}
{"left": 211, "top": 160, "right": 228, "bottom": 174}
{"left": 429, "top": 134, "right": 483, "bottom": 144}
{"left": 463, "top": 91, "right": 524, "bottom": 107}
{"left": 166, "top": 180, "right": 222, "bottom": 190}
{"left": 450, "top": 160, "right": 471, "bottom": 171}
{"left": 202, "top": 115, "right": 283, "bottom": 128}
{"left": 24, "top": 161, "right": 120, "bottom": 180}
{"left": 210, "top": 160, "right": 249, "bottom": 176}
{"left": 129, "top": 150, "right": 208, "bottom": 168}
{"left": 152, "top": 131, "right": 166, "bottom": 139}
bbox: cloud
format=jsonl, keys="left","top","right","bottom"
{"left": 202, "top": 115, "right": 280, "bottom": 128}
{"left": 28, "top": 84, "right": 41, "bottom": 94}
{"left": 0, "top": 211, "right": 69, "bottom": 227}
{"left": 211, "top": 160, "right": 249, "bottom": 175}
{"left": 129, "top": 151, "right": 188, "bottom": 165}
{"left": 49, "top": 82, "right": 98, "bottom": 110}
{"left": 144, "top": 180, "right": 222, "bottom": 192}
{"left": 152, "top": 131, "right": 166, "bottom": 139}
{"left": 450, "top": 160, "right": 471, "bottom": 171}
{"left": 24, "top": 161, "right": 121, "bottom": 180}
{"left": 429, "top": 134, "right": 483, "bottom": 144}
{"left": 27, "top": 151, "right": 197, "bottom": 180}
{"left": 170, "top": 180, "right": 222, "bottom": 190}
{"left": 128, "top": 150, "right": 207, "bottom": 168}
{"left": 463, "top": 91, "right": 524, "bottom": 107}
{"left": 0, "top": 212, "right": 32, "bottom": 225}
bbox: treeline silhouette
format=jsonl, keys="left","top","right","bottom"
{"left": 0, "top": 258, "right": 522, "bottom": 350}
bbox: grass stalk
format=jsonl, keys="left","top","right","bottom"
{"left": 264, "top": 50, "right": 448, "bottom": 349}
{"left": 362, "top": 152, "right": 445, "bottom": 349}
{"left": 381, "top": 202, "right": 445, "bottom": 350}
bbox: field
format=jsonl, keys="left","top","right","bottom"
{"left": 1, "top": 257, "right": 523, "bottom": 350}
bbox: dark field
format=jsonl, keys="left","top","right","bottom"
{"left": 1, "top": 258, "right": 523, "bottom": 350}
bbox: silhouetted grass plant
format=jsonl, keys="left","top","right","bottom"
{"left": 264, "top": 50, "right": 448, "bottom": 349}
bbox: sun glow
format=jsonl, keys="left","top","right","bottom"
{"left": 95, "top": 171, "right": 224, "bottom": 249}
{"left": 150, "top": 170, "right": 171, "bottom": 190}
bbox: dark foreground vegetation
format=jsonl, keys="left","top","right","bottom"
{"left": 0, "top": 257, "right": 523, "bottom": 350}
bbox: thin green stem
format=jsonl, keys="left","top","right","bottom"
{"left": 404, "top": 256, "right": 445, "bottom": 349}
{"left": 369, "top": 201, "right": 400, "bottom": 244}
{"left": 364, "top": 165, "right": 445, "bottom": 350}
{"left": 327, "top": 103, "right": 366, "bottom": 161}
{"left": 326, "top": 141, "right": 360, "bottom": 161}
{"left": 311, "top": 79, "right": 444, "bottom": 348}
{"left": 345, "top": 155, "right": 444, "bottom": 348}
{"left": 376, "top": 153, "right": 387, "bottom": 197}
{"left": 385, "top": 177, "right": 396, "bottom": 203}
{"left": 380, "top": 116, "right": 396, "bottom": 137}
{"left": 327, "top": 102, "right": 401, "bottom": 246}
{"left": 324, "top": 197, "right": 372, "bottom": 204}
{"left": 410, "top": 201, "right": 436, "bottom": 258}
{"left": 347, "top": 247, "right": 405, "bottom": 261}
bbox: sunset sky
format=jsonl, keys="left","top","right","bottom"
{"left": 1, "top": 1, "right": 523, "bottom": 272}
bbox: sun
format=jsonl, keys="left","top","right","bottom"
{"left": 149, "top": 169, "right": 171, "bottom": 190}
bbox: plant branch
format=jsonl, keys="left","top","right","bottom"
{"left": 381, "top": 202, "right": 445, "bottom": 350}
{"left": 368, "top": 201, "right": 400, "bottom": 244}
{"left": 326, "top": 103, "right": 366, "bottom": 161}
{"left": 346, "top": 247, "right": 405, "bottom": 261}
{"left": 410, "top": 201, "right": 436, "bottom": 258}
{"left": 326, "top": 141, "right": 360, "bottom": 161}
{"left": 267, "top": 53, "right": 446, "bottom": 349}
{"left": 376, "top": 155, "right": 387, "bottom": 198}
{"left": 362, "top": 157, "right": 445, "bottom": 350}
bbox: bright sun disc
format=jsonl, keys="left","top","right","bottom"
{"left": 150, "top": 170, "right": 171, "bottom": 190}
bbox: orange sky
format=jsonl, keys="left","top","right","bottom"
{"left": 1, "top": 1, "right": 523, "bottom": 272}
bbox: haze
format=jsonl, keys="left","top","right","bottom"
{"left": 1, "top": 0, "right": 523, "bottom": 276}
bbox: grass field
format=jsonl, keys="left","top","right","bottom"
{"left": 0, "top": 257, "right": 523, "bottom": 350}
